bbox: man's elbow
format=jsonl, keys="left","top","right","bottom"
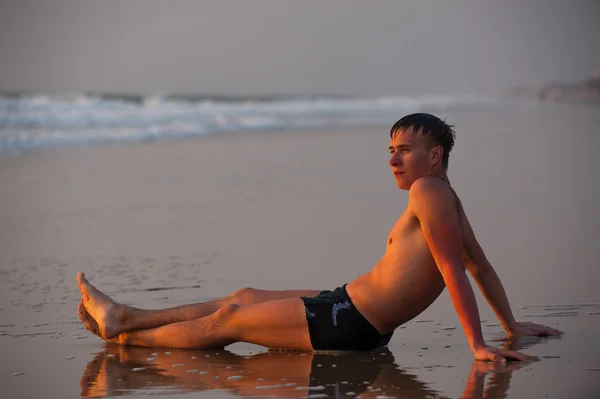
{"left": 467, "top": 261, "right": 492, "bottom": 281}
{"left": 437, "top": 261, "right": 467, "bottom": 281}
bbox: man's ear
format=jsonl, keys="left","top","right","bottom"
{"left": 430, "top": 146, "right": 444, "bottom": 166}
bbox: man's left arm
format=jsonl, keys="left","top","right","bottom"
{"left": 411, "top": 179, "right": 528, "bottom": 362}
{"left": 461, "top": 212, "right": 563, "bottom": 337}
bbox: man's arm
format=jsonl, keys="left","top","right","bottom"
{"left": 410, "top": 178, "right": 528, "bottom": 362}
{"left": 460, "top": 210, "right": 518, "bottom": 333}
{"left": 461, "top": 208, "right": 563, "bottom": 337}
{"left": 410, "top": 179, "right": 484, "bottom": 352}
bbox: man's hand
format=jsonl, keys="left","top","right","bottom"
{"left": 507, "top": 321, "right": 564, "bottom": 337}
{"left": 473, "top": 344, "right": 530, "bottom": 363}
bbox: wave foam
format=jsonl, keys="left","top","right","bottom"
{"left": 0, "top": 93, "right": 505, "bottom": 153}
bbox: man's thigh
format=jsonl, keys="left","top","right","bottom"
{"left": 229, "top": 288, "right": 321, "bottom": 305}
{"left": 227, "top": 297, "right": 313, "bottom": 351}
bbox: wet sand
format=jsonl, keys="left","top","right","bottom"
{"left": 1, "top": 103, "right": 599, "bottom": 398}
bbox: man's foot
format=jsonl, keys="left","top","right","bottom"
{"left": 77, "top": 272, "right": 125, "bottom": 339}
{"left": 78, "top": 300, "right": 102, "bottom": 338}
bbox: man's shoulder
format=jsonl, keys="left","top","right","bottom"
{"left": 409, "top": 177, "right": 453, "bottom": 200}
{"left": 407, "top": 178, "right": 458, "bottom": 219}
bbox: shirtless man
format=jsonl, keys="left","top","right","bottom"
{"left": 77, "top": 113, "right": 562, "bottom": 362}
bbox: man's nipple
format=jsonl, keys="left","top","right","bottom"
{"left": 388, "top": 237, "right": 393, "bottom": 245}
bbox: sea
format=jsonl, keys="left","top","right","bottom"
{"left": 0, "top": 91, "right": 523, "bottom": 154}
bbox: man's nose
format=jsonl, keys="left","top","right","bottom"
{"left": 388, "top": 153, "right": 399, "bottom": 166}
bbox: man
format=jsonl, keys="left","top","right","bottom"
{"left": 77, "top": 113, "right": 562, "bottom": 362}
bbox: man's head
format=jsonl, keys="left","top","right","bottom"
{"left": 388, "top": 113, "right": 456, "bottom": 190}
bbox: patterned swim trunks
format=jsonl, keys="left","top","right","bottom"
{"left": 300, "top": 284, "right": 393, "bottom": 351}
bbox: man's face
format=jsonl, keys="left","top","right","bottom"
{"left": 388, "top": 126, "right": 436, "bottom": 190}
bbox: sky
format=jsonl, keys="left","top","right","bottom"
{"left": 0, "top": 0, "right": 598, "bottom": 96}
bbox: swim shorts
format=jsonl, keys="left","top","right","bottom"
{"left": 300, "top": 284, "right": 394, "bottom": 351}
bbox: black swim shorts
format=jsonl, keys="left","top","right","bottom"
{"left": 300, "top": 284, "right": 393, "bottom": 351}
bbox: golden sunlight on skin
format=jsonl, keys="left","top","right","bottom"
{"left": 75, "top": 116, "right": 562, "bottom": 362}
{"left": 388, "top": 126, "right": 445, "bottom": 191}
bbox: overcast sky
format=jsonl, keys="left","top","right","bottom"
{"left": 0, "top": 0, "right": 598, "bottom": 96}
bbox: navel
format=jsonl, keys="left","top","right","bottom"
{"left": 388, "top": 237, "right": 393, "bottom": 245}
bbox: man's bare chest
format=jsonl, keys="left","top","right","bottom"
{"left": 386, "top": 209, "right": 424, "bottom": 250}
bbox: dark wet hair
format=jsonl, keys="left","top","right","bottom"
{"left": 390, "top": 113, "right": 456, "bottom": 170}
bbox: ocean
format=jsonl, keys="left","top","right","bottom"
{"left": 0, "top": 92, "right": 515, "bottom": 154}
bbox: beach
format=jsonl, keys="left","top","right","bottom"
{"left": 1, "top": 102, "right": 599, "bottom": 398}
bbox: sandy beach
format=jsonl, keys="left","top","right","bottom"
{"left": 1, "top": 103, "right": 599, "bottom": 398}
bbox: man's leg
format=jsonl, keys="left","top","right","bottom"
{"left": 77, "top": 273, "right": 320, "bottom": 339}
{"left": 111, "top": 298, "right": 313, "bottom": 350}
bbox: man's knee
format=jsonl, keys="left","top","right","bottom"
{"left": 216, "top": 303, "right": 241, "bottom": 318}
{"left": 230, "top": 287, "right": 260, "bottom": 304}
{"left": 195, "top": 304, "right": 241, "bottom": 346}
{"left": 212, "top": 304, "right": 242, "bottom": 334}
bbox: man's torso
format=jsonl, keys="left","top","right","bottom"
{"left": 346, "top": 185, "right": 470, "bottom": 334}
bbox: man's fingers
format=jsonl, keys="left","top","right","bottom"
{"left": 537, "top": 327, "right": 563, "bottom": 336}
{"left": 502, "top": 349, "right": 529, "bottom": 361}
{"left": 547, "top": 327, "right": 564, "bottom": 335}
{"left": 492, "top": 354, "right": 507, "bottom": 364}
{"left": 477, "top": 346, "right": 531, "bottom": 364}
{"left": 531, "top": 322, "right": 564, "bottom": 336}
{"left": 481, "top": 350, "right": 507, "bottom": 364}
{"left": 487, "top": 348, "right": 529, "bottom": 362}
{"left": 515, "top": 352, "right": 529, "bottom": 361}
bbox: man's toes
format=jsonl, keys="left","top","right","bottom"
{"left": 77, "top": 272, "right": 85, "bottom": 293}
{"left": 77, "top": 272, "right": 92, "bottom": 297}
{"left": 78, "top": 302, "right": 86, "bottom": 320}
{"left": 78, "top": 303, "right": 101, "bottom": 337}
{"left": 82, "top": 313, "right": 100, "bottom": 337}
{"left": 83, "top": 320, "right": 99, "bottom": 336}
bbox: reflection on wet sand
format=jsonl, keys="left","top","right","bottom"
{"left": 80, "top": 336, "right": 555, "bottom": 398}
{"left": 456, "top": 336, "right": 559, "bottom": 399}
{"left": 80, "top": 346, "right": 437, "bottom": 398}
